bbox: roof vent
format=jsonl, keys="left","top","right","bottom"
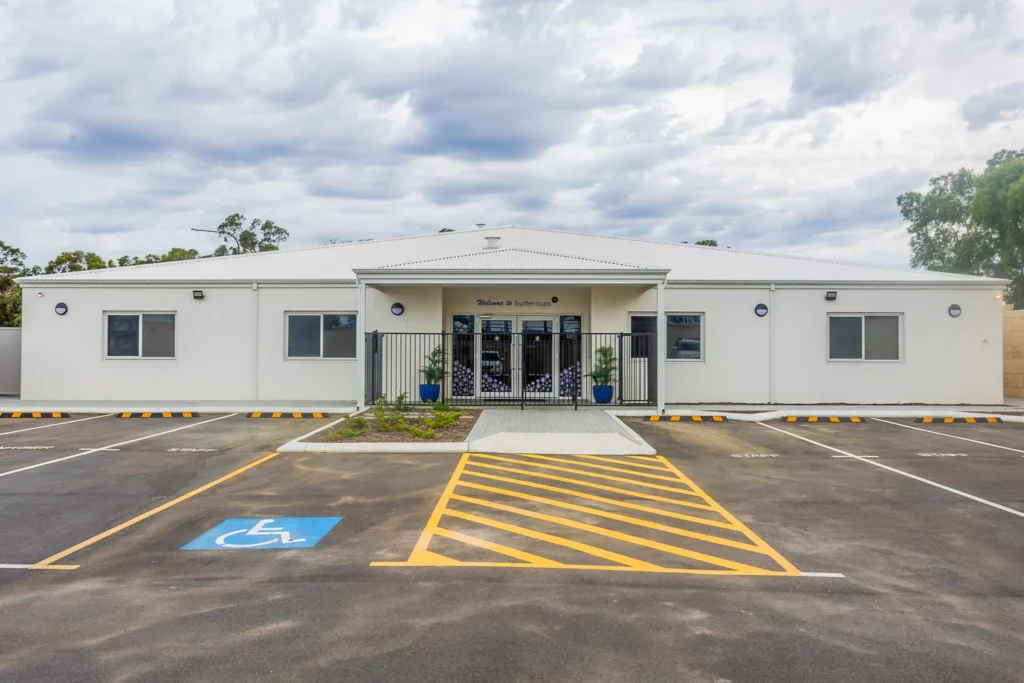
{"left": 483, "top": 235, "right": 501, "bottom": 250}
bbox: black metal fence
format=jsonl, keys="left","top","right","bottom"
{"left": 365, "top": 331, "right": 657, "bottom": 408}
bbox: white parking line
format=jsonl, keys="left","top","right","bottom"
{"left": 758, "top": 422, "right": 1024, "bottom": 520}
{"left": 800, "top": 572, "right": 846, "bottom": 578}
{"left": 0, "top": 414, "right": 239, "bottom": 480}
{"left": 0, "top": 413, "right": 114, "bottom": 437}
{"left": 0, "top": 564, "right": 33, "bottom": 569}
{"left": 872, "top": 418, "right": 1024, "bottom": 455}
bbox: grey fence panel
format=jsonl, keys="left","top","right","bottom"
{"left": 0, "top": 328, "right": 22, "bottom": 396}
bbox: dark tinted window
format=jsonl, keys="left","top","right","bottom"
{"left": 107, "top": 315, "right": 140, "bottom": 357}
{"left": 829, "top": 316, "right": 863, "bottom": 360}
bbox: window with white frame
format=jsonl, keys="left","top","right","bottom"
{"left": 667, "top": 314, "right": 703, "bottom": 360}
{"left": 828, "top": 314, "right": 900, "bottom": 361}
{"left": 106, "top": 313, "right": 176, "bottom": 358}
{"left": 287, "top": 313, "right": 357, "bottom": 359}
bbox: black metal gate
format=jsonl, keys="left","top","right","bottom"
{"left": 364, "top": 331, "right": 656, "bottom": 408}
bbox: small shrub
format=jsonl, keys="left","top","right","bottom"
{"left": 406, "top": 424, "right": 438, "bottom": 440}
{"left": 394, "top": 392, "right": 410, "bottom": 412}
{"left": 323, "top": 416, "right": 369, "bottom": 441}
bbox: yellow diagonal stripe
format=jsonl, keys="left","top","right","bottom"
{"left": 443, "top": 508, "right": 662, "bottom": 569}
{"left": 657, "top": 456, "right": 800, "bottom": 575}
{"left": 432, "top": 527, "right": 563, "bottom": 566}
{"left": 461, "top": 469, "right": 734, "bottom": 529}
{"left": 456, "top": 480, "right": 762, "bottom": 553}
{"left": 506, "top": 452, "right": 691, "bottom": 482}
{"left": 449, "top": 493, "right": 772, "bottom": 573}
{"left": 468, "top": 454, "right": 703, "bottom": 497}
{"left": 464, "top": 462, "right": 716, "bottom": 512}
{"left": 556, "top": 453, "right": 674, "bottom": 472}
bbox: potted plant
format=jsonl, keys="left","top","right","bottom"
{"left": 587, "top": 345, "right": 617, "bottom": 404}
{"left": 419, "top": 344, "right": 445, "bottom": 403}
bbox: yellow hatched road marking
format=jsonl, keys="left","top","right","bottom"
{"left": 495, "top": 452, "right": 696, "bottom": 483}
{"left": 456, "top": 479, "right": 761, "bottom": 552}
{"left": 465, "top": 462, "right": 716, "bottom": 511}
{"left": 449, "top": 493, "right": 771, "bottom": 573}
{"left": 461, "top": 469, "right": 734, "bottom": 529}
{"left": 657, "top": 456, "right": 800, "bottom": 575}
{"left": 443, "top": 509, "right": 663, "bottom": 569}
{"left": 375, "top": 452, "right": 799, "bottom": 576}
{"left": 432, "top": 527, "right": 564, "bottom": 565}
{"left": 469, "top": 453, "right": 704, "bottom": 497}
{"left": 557, "top": 453, "right": 674, "bottom": 471}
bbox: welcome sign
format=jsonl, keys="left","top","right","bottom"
{"left": 476, "top": 296, "right": 559, "bottom": 308}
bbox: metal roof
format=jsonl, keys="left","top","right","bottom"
{"left": 17, "top": 226, "right": 1006, "bottom": 286}
{"left": 373, "top": 247, "right": 651, "bottom": 271}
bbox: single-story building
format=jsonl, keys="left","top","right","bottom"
{"left": 17, "top": 226, "right": 1006, "bottom": 409}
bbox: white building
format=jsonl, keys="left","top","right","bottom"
{"left": 17, "top": 227, "right": 1006, "bottom": 409}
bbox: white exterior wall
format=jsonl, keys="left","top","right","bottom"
{"left": 368, "top": 286, "right": 442, "bottom": 332}
{"left": 664, "top": 287, "right": 771, "bottom": 404}
{"left": 256, "top": 286, "right": 359, "bottom": 401}
{"left": 20, "top": 286, "right": 255, "bottom": 401}
{"left": 443, "top": 288, "right": 592, "bottom": 329}
{"left": 773, "top": 287, "right": 1004, "bottom": 404}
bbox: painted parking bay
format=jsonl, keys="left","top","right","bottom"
{"left": 374, "top": 452, "right": 800, "bottom": 576}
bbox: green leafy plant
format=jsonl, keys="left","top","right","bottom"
{"left": 324, "top": 416, "right": 370, "bottom": 441}
{"left": 394, "top": 391, "right": 410, "bottom": 412}
{"left": 421, "top": 345, "right": 445, "bottom": 385}
{"left": 422, "top": 407, "right": 464, "bottom": 430}
{"left": 405, "top": 424, "right": 438, "bottom": 440}
{"left": 587, "top": 346, "right": 617, "bottom": 386}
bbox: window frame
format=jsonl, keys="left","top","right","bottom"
{"left": 285, "top": 312, "right": 358, "bottom": 361}
{"left": 827, "top": 313, "right": 903, "bottom": 363}
{"left": 666, "top": 312, "right": 705, "bottom": 363}
{"left": 103, "top": 311, "right": 177, "bottom": 360}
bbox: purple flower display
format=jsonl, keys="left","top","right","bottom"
{"left": 524, "top": 373, "right": 552, "bottom": 393}
{"left": 452, "top": 360, "right": 475, "bottom": 396}
{"left": 559, "top": 361, "right": 582, "bottom": 397}
{"left": 481, "top": 371, "right": 510, "bottom": 392}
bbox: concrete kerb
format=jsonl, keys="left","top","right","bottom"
{"left": 279, "top": 408, "right": 657, "bottom": 455}
{"left": 610, "top": 408, "right": 1024, "bottom": 424}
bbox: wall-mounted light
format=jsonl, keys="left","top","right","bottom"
{"left": 54, "top": 302, "right": 68, "bottom": 316}
{"left": 192, "top": 290, "right": 205, "bottom": 300}
{"left": 36, "top": 292, "right": 44, "bottom": 297}
{"left": 948, "top": 304, "right": 962, "bottom": 318}
{"left": 391, "top": 302, "right": 405, "bottom": 316}
{"left": 754, "top": 303, "right": 768, "bottom": 317}
{"left": 825, "top": 291, "right": 838, "bottom": 301}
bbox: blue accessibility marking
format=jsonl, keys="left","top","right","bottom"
{"left": 181, "top": 517, "right": 342, "bottom": 550}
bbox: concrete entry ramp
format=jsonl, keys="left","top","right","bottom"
{"left": 467, "top": 409, "right": 656, "bottom": 456}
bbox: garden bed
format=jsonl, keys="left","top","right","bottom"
{"left": 307, "top": 399, "right": 481, "bottom": 444}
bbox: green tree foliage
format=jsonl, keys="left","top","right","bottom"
{"left": 898, "top": 149, "right": 1024, "bottom": 307}
{"left": 215, "top": 214, "right": 290, "bottom": 254}
{"left": 44, "top": 251, "right": 108, "bottom": 274}
{"left": 114, "top": 248, "right": 201, "bottom": 267}
{"left": 695, "top": 239, "right": 718, "bottom": 246}
{"left": 0, "top": 241, "right": 28, "bottom": 326}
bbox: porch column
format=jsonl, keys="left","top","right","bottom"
{"left": 656, "top": 280, "right": 666, "bottom": 413}
{"left": 356, "top": 279, "right": 366, "bottom": 410}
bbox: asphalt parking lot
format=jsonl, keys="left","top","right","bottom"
{"left": 0, "top": 413, "right": 1022, "bottom": 682}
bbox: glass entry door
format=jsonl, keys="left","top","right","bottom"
{"left": 477, "top": 316, "right": 558, "bottom": 399}
{"left": 520, "top": 318, "right": 555, "bottom": 398}
{"left": 480, "top": 318, "right": 514, "bottom": 397}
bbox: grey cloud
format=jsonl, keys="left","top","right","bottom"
{"left": 912, "top": 0, "right": 1008, "bottom": 28}
{"left": 962, "top": 82, "right": 1024, "bottom": 129}
{"left": 615, "top": 44, "right": 697, "bottom": 91}
{"left": 787, "top": 28, "right": 900, "bottom": 116}
{"left": 1008, "top": 38, "right": 1024, "bottom": 53}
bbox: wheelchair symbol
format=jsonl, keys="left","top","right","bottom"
{"left": 214, "top": 519, "right": 307, "bottom": 548}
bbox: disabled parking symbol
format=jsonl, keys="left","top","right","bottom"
{"left": 182, "top": 517, "right": 342, "bottom": 550}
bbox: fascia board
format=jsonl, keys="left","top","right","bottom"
{"left": 17, "top": 279, "right": 359, "bottom": 287}
{"left": 667, "top": 279, "right": 1009, "bottom": 289}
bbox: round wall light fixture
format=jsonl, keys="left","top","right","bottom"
{"left": 948, "top": 304, "right": 962, "bottom": 318}
{"left": 754, "top": 303, "right": 768, "bottom": 317}
{"left": 54, "top": 302, "right": 68, "bottom": 316}
{"left": 551, "top": 296, "right": 559, "bottom": 304}
{"left": 391, "top": 302, "right": 405, "bottom": 316}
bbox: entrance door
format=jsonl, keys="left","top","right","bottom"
{"left": 477, "top": 316, "right": 558, "bottom": 400}
{"left": 480, "top": 318, "right": 514, "bottom": 397}
{"left": 520, "top": 318, "right": 556, "bottom": 399}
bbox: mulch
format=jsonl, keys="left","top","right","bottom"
{"left": 305, "top": 409, "right": 482, "bottom": 444}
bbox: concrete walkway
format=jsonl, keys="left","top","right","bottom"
{"left": 466, "top": 409, "right": 655, "bottom": 455}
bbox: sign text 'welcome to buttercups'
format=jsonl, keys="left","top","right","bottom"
{"left": 476, "top": 296, "right": 559, "bottom": 308}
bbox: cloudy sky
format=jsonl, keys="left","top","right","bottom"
{"left": 1, "top": 0, "right": 1022, "bottom": 269}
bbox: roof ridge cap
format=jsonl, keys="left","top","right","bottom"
{"left": 379, "top": 245, "right": 647, "bottom": 269}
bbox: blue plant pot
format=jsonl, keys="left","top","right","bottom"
{"left": 419, "top": 384, "right": 441, "bottom": 403}
{"left": 592, "top": 385, "right": 614, "bottom": 404}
